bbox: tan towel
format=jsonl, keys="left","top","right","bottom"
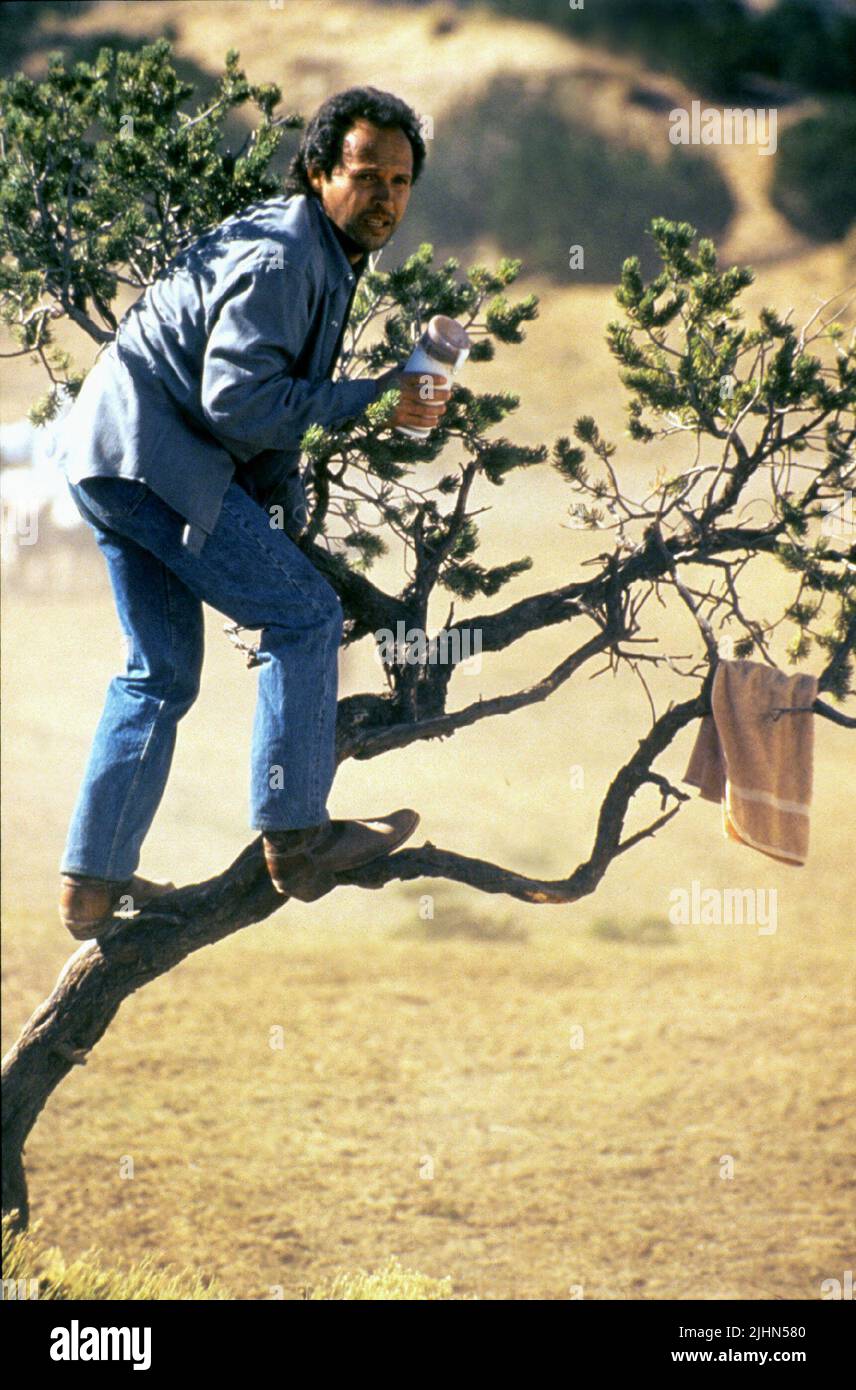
{"left": 684, "top": 660, "right": 819, "bottom": 865}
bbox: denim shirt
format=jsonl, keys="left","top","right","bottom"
{"left": 58, "top": 193, "right": 383, "bottom": 552}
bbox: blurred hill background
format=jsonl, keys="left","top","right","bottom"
{"left": 1, "top": 0, "right": 854, "bottom": 1301}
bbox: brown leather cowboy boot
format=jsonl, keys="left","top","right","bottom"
{"left": 262, "top": 809, "right": 419, "bottom": 902}
{"left": 59, "top": 873, "right": 177, "bottom": 940}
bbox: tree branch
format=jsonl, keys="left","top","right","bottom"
{"left": 337, "top": 623, "right": 617, "bottom": 761}
{"left": 2, "top": 676, "right": 707, "bottom": 1231}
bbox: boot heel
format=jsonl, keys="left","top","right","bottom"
{"left": 268, "top": 850, "right": 314, "bottom": 895}
{"left": 286, "top": 867, "right": 339, "bottom": 903}
{"left": 65, "top": 919, "right": 113, "bottom": 942}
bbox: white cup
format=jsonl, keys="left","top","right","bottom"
{"left": 394, "top": 315, "right": 471, "bottom": 439}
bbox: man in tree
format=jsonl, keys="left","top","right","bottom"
{"left": 58, "top": 85, "right": 450, "bottom": 938}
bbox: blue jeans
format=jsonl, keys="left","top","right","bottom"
{"left": 61, "top": 476, "right": 343, "bottom": 881}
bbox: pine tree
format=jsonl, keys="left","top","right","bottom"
{"left": 2, "top": 43, "right": 854, "bottom": 1231}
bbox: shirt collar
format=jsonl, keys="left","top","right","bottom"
{"left": 328, "top": 217, "right": 371, "bottom": 280}
{"left": 306, "top": 193, "right": 379, "bottom": 290}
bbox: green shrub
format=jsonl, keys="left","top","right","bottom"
{"left": 771, "top": 102, "right": 856, "bottom": 242}
{"left": 420, "top": 72, "right": 732, "bottom": 283}
{"left": 458, "top": 0, "right": 856, "bottom": 101}
{"left": 754, "top": 0, "right": 856, "bottom": 95}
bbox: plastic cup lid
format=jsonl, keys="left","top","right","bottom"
{"left": 427, "top": 315, "right": 471, "bottom": 353}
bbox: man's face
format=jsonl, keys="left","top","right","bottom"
{"left": 307, "top": 119, "right": 414, "bottom": 259}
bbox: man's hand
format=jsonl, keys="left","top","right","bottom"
{"left": 375, "top": 368, "right": 451, "bottom": 432}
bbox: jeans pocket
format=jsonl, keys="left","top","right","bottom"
{"left": 73, "top": 476, "right": 150, "bottom": 523}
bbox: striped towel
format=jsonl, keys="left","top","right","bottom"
{"left": 683, "top": 660, "right": 819, "bottom": 865}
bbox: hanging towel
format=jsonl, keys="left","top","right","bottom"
{"left": 683, "top": 660, "right": 819, "bottom": 865}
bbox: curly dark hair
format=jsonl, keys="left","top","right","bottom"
{"left": 284, "top": 86, "right": 427, "bottom": 199}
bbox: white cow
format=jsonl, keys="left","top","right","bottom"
{"left": 0, "top": 401, "right": 100, "bottom": 591}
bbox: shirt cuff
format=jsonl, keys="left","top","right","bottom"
{"left": 333, "top": 376, "right": 384, "bottom": 425}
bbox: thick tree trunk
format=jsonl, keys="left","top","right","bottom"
{"left": 1, "top": 839, "right": 280, "bottom": 1233}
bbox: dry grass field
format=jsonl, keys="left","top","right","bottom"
{"left": 1, "top": 0, "right": 854, "bottom": 1300}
